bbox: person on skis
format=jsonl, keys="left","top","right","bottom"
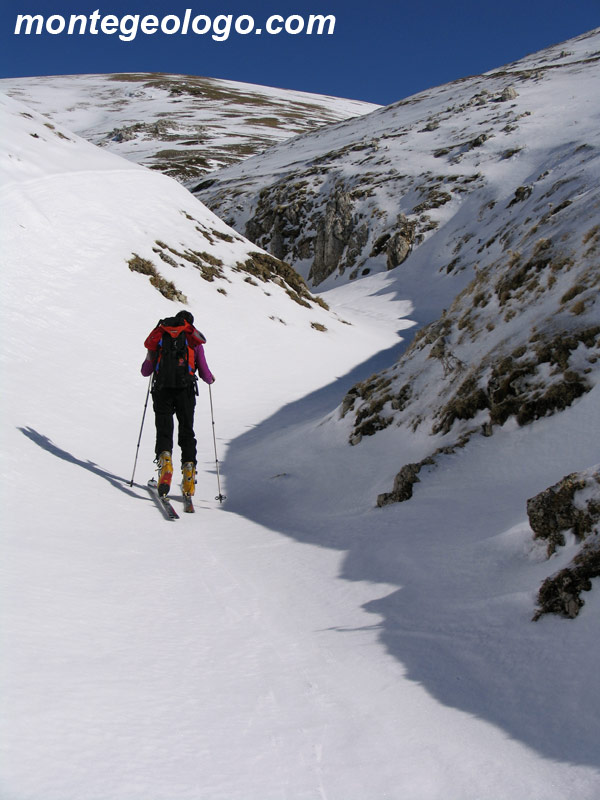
{"left": 141, "top": 310, "right": 215, "bottom": 497}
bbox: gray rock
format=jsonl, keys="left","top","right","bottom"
{"left": 386, "top": 217, "right": 416, "bottom": 269}
{"left": 529, "top": 467, "right": 600, "bottom": 620}
{"left": 499, "top": 86, "right": 519, "bottom": 102}
{"left": 527, "top": 469, "right": 600, "bottom": 556}
{"left": 310, "top": 189, "right": 355, "bottom": 285}
{"left": 377, "top": 462, "right": 424, "bottom": 506}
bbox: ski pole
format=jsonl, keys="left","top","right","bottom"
{"left": 129, "top": 376, "right": 152, "bottom": 487}
{"left": 208, "top": 383, "right": 226, "bottom": 503}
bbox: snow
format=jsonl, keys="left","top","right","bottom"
{"left": 2, "top": 47, "right": 600, "bottom": 800}
{"left": 0, "top": 73, "right": 379, "bottom": 183}
{"left": 195, "top": 26, "right": 600, "bottom": 302}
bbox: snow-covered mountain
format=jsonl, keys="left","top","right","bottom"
{"left": 197, "top": 29, "right": 600, "bottom": 286}
{"left": 0, "top": 89, "right": 408, "bottom": 798}
{"left": 0, "top": 87, "right": 382, "bottom": 478}
{"left": 0, "top": 89, "right": 350, "bottom": 332}
{"left": 197, "top": 27, "right": 600, "bottom": 596}
{"left": 0, "top": 72, "right": 378, "bottom": 186}
{"left": 2, "top": 33, "right": 600, "bottom": 800}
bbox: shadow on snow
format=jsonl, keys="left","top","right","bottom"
{"left": 18, "top": 426, "right": 142, "bottom": 499}
{"left": 221, "top": 336, "right": 600, "bottom": 770}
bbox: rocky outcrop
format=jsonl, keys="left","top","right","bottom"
{"left": 527, "top": 469, "right": 600, "bottom": 556}
{"left": 343, "top": 317, "right": 598, "bottom": 448}
{"left": 245, "top": 188, "right": 310, "bottom": 261}
{"left": 245, "top": 182, "right": 420, "bottom": 286}
{"left": 340, "top": 223, "right": 599, "bottom": 506}
{"left": 534, "top": 539, "right": 600, "bottom": 620}
{"left": 529, "top": 466, "right": 600, "bottom": 619}
{"left": 386, "top": 220, "right": 416, "bottom": 270}
{"left": 499, "top": 86, "right": 519, "bottom": 102}
{"left": 376, "top": 434, "right": 473, "bottom": 507}
{"left": 377, "top": 462, "right": 426, "bottom": 505}
{"left": 369, "top": 215, "right": 417, "bottom": 272}
{"left": 310, "top": 189, "right": 355, "bottom": 284}
{"left": 432, "top": 325, "right": 598, "bottom": 436}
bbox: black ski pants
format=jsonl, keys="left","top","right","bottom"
{"left": 152, "top": 385, "right": 197, "bottom": 465}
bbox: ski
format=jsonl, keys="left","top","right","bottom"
{"left": 147, "top": 478, "right": 179, "bottom": 520}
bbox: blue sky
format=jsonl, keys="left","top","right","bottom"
{"left": 1, "top": 1, "right": 598, "bottom": 105}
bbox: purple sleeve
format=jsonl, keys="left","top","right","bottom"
{"left": 195, "top": 343, "right": 215, "bottom": 384}
{"left": 141, "top": 349, "right": 157, "bottom": 377}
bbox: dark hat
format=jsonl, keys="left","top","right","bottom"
{"left": 176, "top": 310, "right": 194, "bottom": 324}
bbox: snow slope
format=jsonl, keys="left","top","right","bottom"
{"left": 2, "top": 66, "right": 600, "bottom": 800}
{"left": 197, "top": 27, "right": 600, "bottom": 287}
{"left": 0, "top": 72, "right": 379, "bottom": 186}
{"left": 196, "top": 27, "right": 600, "bottom": 563}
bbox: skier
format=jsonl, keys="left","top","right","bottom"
{"left": 141, "top": 310, "right": 215, "bottom": 498}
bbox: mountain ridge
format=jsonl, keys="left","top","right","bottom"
{"left": 195, "top": 27, "right": 600, "bottom": 288}
{"left": 0, "top": 72, "right": 379, "bottom": 186}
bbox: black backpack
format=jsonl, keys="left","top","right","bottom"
{"left": 153, "top": 316, "right": 197, "bottom": 390}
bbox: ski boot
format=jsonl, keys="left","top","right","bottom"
{"left": 182, "top": 461, "right": 196, "bottom": 497}
{"left": 157, "top": 450, "right": 173, "bottom": 496}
